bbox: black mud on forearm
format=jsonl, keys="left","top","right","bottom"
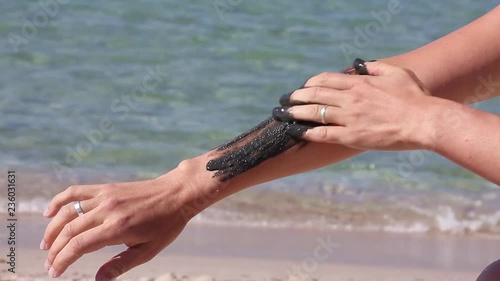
{"left": 206, "top": 117, "right": 308, "bottom": 181}
{"left": 206, "top": 58, "right": 370, "bottom": 182}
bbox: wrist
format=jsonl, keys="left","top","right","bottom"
{"left": 413, "top": 96, "right": 461, "bottom": 152}
{"left": 403, "top": 95, "right": 440, "bottom": 151}
{"left": 161, "top": 155, "right": 224, "bottom": 218}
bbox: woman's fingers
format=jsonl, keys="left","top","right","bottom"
{"left": 41, "top": 199, "right": 98, "bottom": 250}
{"left": 40, "top": 177, "right": 190, "bottom": 279}
{"left": 48, "top": 225, "right": 113, "bottom": 278}
{"left": 282, "top": 61, "right": 435, "bottom": 150}
{"left": 366, "top": 61, "right": 431, "bottom": 95}
{"left": 96, "top": 244, "right": 159, "bottom": 281}
{"left": 45, "top": 184, "right": 99, "bottom": 218}
{"left": 279, "top": 87, "right": 347, "bottom": 106}
{"left": 274, "top": 104, "right": 346, "bottom": 126}
{"left": 46, "top": 206, "right": 101, "bottom": 268}
{"left": 303, "top": 71, "right": 361, "bottom": 89}
{"left": 280, "top": 74, "right": 359, "bottom": 106}
{"left": 365, "top": 61, "right": 403, "bottom": 76}
{"left": 287, "top": 124, "right": 348, "bottom": 144}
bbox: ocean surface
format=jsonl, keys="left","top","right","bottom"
{"left": 1, "top": 1, "right": 499, "bottom": 235}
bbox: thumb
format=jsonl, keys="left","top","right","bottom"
{"left": 95, "top": 244, "right": 157, "bottom": 281}
{"left": 365, "top": 61, "right": 402, "bottom": 76}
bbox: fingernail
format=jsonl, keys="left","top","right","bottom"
{"left": 286, "top": 124, "right": 314, "bottom": 139}
{"left": 40, "top": 239, "right": 48, "bottom": 250}
{"left": 48, "top": 266, "right": 56, "bottom": 278}
{"left": 43, "top": 208, "right": 49, "bottom": 217}
{"left": 44, "top": 259, "right": 51, "bottom": 270}
{"left": 279, "top": 92, "right": 293, "bottom": 106}
{"left": 272, "top": 106, "right": 293, "bottom": 122}
{"left": 353, "top": 58, "right": 368, "bottom": 75}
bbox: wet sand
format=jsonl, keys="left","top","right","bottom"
{"left": 0, "top": 249, "right": 481, "bottom": 281}
{"left": 2, "top": 215, "right": 499, "bottom": 280}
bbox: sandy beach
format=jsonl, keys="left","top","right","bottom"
{"left": 2, "top": 215, "right": 498, "bottom": 281}
{"left": 0, "top": 249, "right": 481, "bottom": 281}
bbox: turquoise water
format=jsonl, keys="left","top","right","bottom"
{"left": 1, "top": 1, "right": 499, "bottom": 233}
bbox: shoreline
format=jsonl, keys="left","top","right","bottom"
{"left": 3, "top": 171, "right": 500, "bottom": 236}
{"left": 2, "top": 215, "right": 499, "bottom": 280}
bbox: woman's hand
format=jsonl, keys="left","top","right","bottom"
{"left": 41, "top": 166, "right": 198, "bottom": 281}
{"left": 274, "top": 61, "right": 440, "bottom": 151}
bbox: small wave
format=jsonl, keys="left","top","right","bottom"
{"left": 190, "top": 205, "right": 500, "bottom": 236}
{"left": 434, "top": 206, "right": 500, "bottom": 234}
{"left": 0, "top": 197, "right": 48, "bottom": 214}
{"left": 4, "top": 195, "right": 500, "bottom": 237}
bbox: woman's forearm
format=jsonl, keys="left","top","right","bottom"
{"left": 178, "top": 6, "right": 500, "bottom": 208}
{"left": 426, "top": 98, "right": 500, "bottom": 185}
{"left": 177, "top": 6, "right": 500, "bottom": 209}
{"left": 176, "top": 141, "right": 360, "bottom": 210}
{"left": 381, "top": 5, "right": 500, "bottom": 103}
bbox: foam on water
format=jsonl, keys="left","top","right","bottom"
{"left": 0, "top": 197, "right": 48, "bottom": 215}
{"left": 6, "top": 192, "right": 500, "bottom": 236}
{"left": 434, "top": 206, "right": 500, "bottom": 234}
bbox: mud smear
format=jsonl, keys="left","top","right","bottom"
{"left": 206, "top": 117, "right": 308, "bottom": 181}
{"left": 206, "top": 58, "right": 369, "bottom": 181}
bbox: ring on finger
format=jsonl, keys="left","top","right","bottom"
{"left": 320, "top": 105, "right": 328, "bottom": 124}
{"left": 73, "top": 201, "right": 84, "bottom": 216}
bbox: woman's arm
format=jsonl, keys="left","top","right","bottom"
{"left": 276, "top": 61, "right": 500, "bottom": 184}
{"left": 41, "top": 126, "right": 361, "bottom": 280}
{"left": 201, "top": 4, "right": 500, "bottom": 197}
{"left": 41, "top": 6, "right": 500, "bottom": 280}
{"left": 381, "top": 5, "right": 500, "bottom": 102}
{"left": 203, "top": 2, "right": 500, "bottom": 190}
{"left": 428, "top": 98, "right": 500, "bottom": 183}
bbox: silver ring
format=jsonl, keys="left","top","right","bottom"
{"left": 73, "top": 201, "right": 84, "bottom": 216}
{"left": 320, "top": 105, "right": 328, "bottom": 124}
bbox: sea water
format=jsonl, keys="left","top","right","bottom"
{"left": 1, "top": 1, "right": 499, "bottom": 235}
